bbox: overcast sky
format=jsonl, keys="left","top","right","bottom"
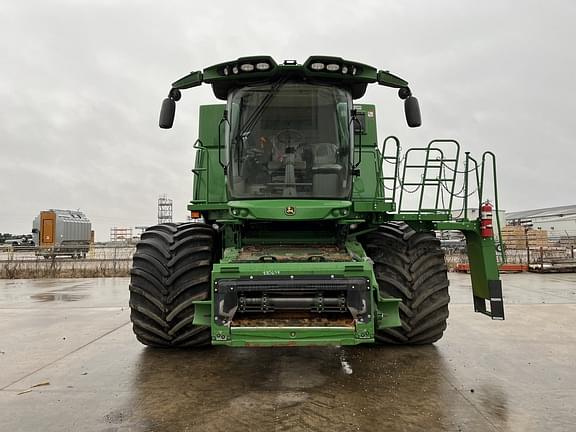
{"left": 1, "top": 0, "right": 575, "bottom": 240}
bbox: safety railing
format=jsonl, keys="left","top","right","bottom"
{"left": 376, "top": 138, "right": 505, "bottom": 259}
{"left": 377, "top": 136, "right": 401, "bottom": 204}
{"left": 396, "top": 139, "right": 460, "bottom": 216}
{"left": 190, "top": 139, "right": 209, "bottom": 204}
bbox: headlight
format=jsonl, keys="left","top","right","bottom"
{"left": 310, "top": 62, "right": 325, "bottom": 71}
{"left": 256, "top": 62, "right": 270, "bottom": 71}
{"left": 240, "top": 63, "right": 255, "bottom": 72}
{"left": 326, "top": 63, "right": 340, "bottom": 72}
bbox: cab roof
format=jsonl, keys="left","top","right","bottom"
{"left": 171, "top": 56, "right": 410, "bottom": 100}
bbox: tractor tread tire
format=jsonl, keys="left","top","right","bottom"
{"left": 129, "top": 222, "right": 215, "bottom": 348}
{"left": 361, "top": 221, "right": 450, "bottom": 345}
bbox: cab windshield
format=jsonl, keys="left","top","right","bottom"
{"left": 227, "top": 82, "right": 353, "bottom": 199}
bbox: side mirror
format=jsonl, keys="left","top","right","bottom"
{"left": 159, "top": 98, "right": 176, "bottom": 129}
{"left": 404, "top": 96, "right": 421, "bottom": 128}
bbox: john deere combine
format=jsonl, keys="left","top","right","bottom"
{"left": 129, "top": 56, "right": 505, "bottom": 348}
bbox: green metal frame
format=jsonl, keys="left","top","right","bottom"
{"left": 207, "top": 260, "right": 393, "bottom": 347}
{"left": 167, "top": 56, "right": 506, "bottom": 347}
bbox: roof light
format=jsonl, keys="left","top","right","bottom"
{"left": 310, "top": 62, "right": 325, "bottom": 71}
{"left": 240, "top": 63, "right": 255, "bottom": 72}
{"left": 351, "top": 67, "right": 357, "bottom": 75}
{"left": 326, "top": 64, "right": 340, "bottom": 72}
{"left": 223, "top": 66, "right": 229, "bottom": 76}
{"left": 232, "top": 65, "right": 239, "bottom": 74}
{"left": 256, "top": 62, "right": 270, "bottom": 71}
{"left": 341, "top": 65, "right": 348, "bottom": 74}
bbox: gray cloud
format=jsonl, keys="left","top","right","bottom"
{"left": 1, "top": 0, "right": 575, "bottom": 239}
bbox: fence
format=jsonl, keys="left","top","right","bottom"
{"left": 0, "top": 244, "right": 135, "bottom": 279}
{"left": 443, "top": 241, "right": 576, "bottom": 272}
{"left": 3, "top": 238, "right": 574, "bottom": 278}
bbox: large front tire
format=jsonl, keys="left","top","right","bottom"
{"left": 129, "top": 223, "right": 215, "bottom": 348}
{"left": 361, "top": 222, "right": 450, "bottom": 344}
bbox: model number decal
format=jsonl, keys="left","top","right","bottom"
{"left": 263, "top": 270, "right": 280, "bottom": 276}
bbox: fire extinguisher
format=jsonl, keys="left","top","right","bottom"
{"left": 480, "top": 201, "right": 494, "bottom": 238}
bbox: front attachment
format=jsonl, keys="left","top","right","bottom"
{"left": 209, "top": 269, "right": 381, "bottom": 347}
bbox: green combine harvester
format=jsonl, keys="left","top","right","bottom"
{"left": 129, "top": 56, "right": 505, "bottom": 348}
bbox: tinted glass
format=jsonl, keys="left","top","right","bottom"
{"left": 227, "top": 82, "right": 353, "bottom": 199}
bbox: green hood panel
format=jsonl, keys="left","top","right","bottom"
{"left": 228, "top": 200, "right": 352, "bottom": 221}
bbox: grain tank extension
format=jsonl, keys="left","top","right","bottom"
{"left": 32, "top": 209, "right": 91, "bottom": 258}
{"left": 129, "top": 56, "right": 505, "bottom": 348}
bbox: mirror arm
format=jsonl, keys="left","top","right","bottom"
{"left": 377, "top": 70, "right": 409, "bottom": 88}
{"left": 172, "top": 71, "right": 204, "bottom": 90}
{"left": 168, "top": 88, "right": 182, "bottom": 101}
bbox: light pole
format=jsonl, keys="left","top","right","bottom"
{"left": 524, "top": 227, "right": 530, "bottom": 265}
{"left": 519, "top": 219, "right": 533, "bottom": 266}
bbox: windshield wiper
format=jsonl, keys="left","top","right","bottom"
{"left": 236, "top": 78, "right": 288, "bottom": 142}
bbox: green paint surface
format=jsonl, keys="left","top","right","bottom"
{"left": 169, "top": 56, "right": 505, "bottom": 346}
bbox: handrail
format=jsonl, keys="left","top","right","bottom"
{"left": 390, "top": 139, "right": 505, "bottom": 261}
{"left": 399, "top": 141, "right": 460, "bottom": 215}
{"left": 191, "top": 139, "right": 209, "bottom": 204}
{"left": 480, "top": 151, "right": 506, "bottom": 262}
{"left": 461, "top": 154, "right": 481, "bottom": 220}
{"left": 379, "top": 136, "right": 400, "bottom": 204}
{"left": 427, "top": 139, "right": 461, "bottom": 212}
{"left": 418, "top": 146, "right": 444, "bottom": 213}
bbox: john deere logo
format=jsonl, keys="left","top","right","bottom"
{"left": 285, "top": 206, "right": 296, "bottom": 216}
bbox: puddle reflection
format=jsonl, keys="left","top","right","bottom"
{"left": 30, "top": 292, "right": 88, "bottom": 302}
{"left": 118, "top": 344, "right": 509, "bottom": 431}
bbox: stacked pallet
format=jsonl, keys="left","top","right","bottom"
{"left": 501, "top": 226, "right": 549, "bottom": 250}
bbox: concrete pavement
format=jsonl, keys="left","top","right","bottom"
{"left": 1, "top": 274, "right": 575, "bottom": 431}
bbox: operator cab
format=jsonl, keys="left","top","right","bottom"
{"left": 159, "top": 55, "right": 422, "bottom": 205}
{"left": 227, "top": 81, "right": 353, "bottom": 199}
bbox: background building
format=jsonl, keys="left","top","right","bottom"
{"left": 506, "top": 205, "right": 576, "bottom": 242}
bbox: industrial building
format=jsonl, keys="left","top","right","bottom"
{"left": 506, "top": 205, "right": 576, "bottom": 241}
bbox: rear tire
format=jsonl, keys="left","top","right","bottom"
{"left": 129, "top": 222, "right": 216, "bottom": 348}
{"left": 361, "top": 222, "right": 450, "bottom": 344}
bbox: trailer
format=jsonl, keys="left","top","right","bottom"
{"left": 32, "top": 209, "right": 92, "bottom": 258}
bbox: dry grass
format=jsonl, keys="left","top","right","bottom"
{"left": 0, "top": 257, "right": 131, "bottom": 279}
{"left": 0, "top": 245, "right": 134, "bottom": 279}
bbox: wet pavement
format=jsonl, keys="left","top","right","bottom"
{"left": 0, "top": 274, "right": 575, "bottom": 431}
